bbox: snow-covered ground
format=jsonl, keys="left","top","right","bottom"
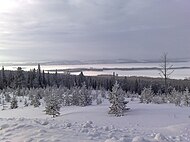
{"left": 0, "top": 99, "right": 190, "bottom": 142}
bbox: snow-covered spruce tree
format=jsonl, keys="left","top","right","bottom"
{"left": 48, "top": 87, "right": 65, "bottom": 106}
{"left": 183, "top": 87, "right": 190, "bottom": 107}
{"left": 28, "top": 89, "right": 34, "bottom": 101}
{"left": 175, "top": 92, "right": 182, "bottom": 106}
{"left": 100, "top": 87, "right": 107, "bottom": 99}
{"left": 36, "top": 88, "right": 44, "bottom": 99}
{"left": 10, "top": 95, "right": 18, "bottom": 109}
{"left": 91, "top": 89, "right": 98, "bottom": 101}
{"left": 71, "top": 86, "right": 79, "bottom": 106}
{"left": 171, "top": 88, "right": 182, "bottom": 106}
{"left": 1, "top": 93, "right": 5, "bottom": 110}
{"left": 78, "top": 82, "right": 92, "bottom": 107}
{"left": 140, "top": 87, "right": 154, "bottom": 104}
{"left": 63, "top": 89, "right": 72, "bottom": 106}
{"left": 108, "top": 81, "right": 127, "bottom": 117}
{"left": 31, "top": 94, "right": 41, "bottom": 107}
{"left": 15, "top": 67, "right": 25, "bottom": 90}
{"left": 45, "top": 93, "right": 61, "bottom": 117}
{"left": 167, "top": 88, "right": 176, "bottom": 103}
{"left": 16, "top": 87, "right": 22, "bottom": 96}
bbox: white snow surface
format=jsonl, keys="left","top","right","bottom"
{"left": 0, "top": 99, "right": 190, "bottom": 142}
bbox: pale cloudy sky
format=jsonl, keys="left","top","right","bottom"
{"left": 0, "top": 0, "right": 190, "bottom": 61}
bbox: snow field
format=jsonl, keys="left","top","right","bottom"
{"left": 0, "top": 98, "right": 190, "bottom": 142}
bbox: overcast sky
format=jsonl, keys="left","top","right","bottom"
{"left": 0, "top": 0, "right": 190, "bottom": 61}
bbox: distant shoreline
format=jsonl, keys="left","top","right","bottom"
{"left": 0, "top": 59, "right": 189, "bottom": 67}
{"left": 46, "top": 66, "right": 190, "bottom": 73}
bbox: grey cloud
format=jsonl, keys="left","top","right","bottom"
{"left": 0, "top": 0, "right": 190, "bottom": 61}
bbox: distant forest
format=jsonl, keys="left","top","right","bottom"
{"left": 0, "top": 64, "right": 190, "bottom": 94}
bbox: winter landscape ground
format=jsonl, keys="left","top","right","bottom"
{"left": 0, "top": 91, "right": 190, "bottom": 142}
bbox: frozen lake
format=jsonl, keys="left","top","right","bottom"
{"left": 3, "top": 61, "right": 190, "bottom": 79}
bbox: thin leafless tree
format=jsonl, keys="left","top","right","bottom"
{"left": 159, "top": 53, "right": 174, "bottom": 95}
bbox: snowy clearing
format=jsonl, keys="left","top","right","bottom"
{"left": 0, "top": 99, "right": 190, "bottom": 142}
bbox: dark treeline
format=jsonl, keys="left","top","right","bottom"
{"left": 0, "top": 64, "right": 190, "bottom": 94}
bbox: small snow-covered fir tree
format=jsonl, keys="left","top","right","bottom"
{"left": 63, "top": 90, "right": 72, "bottom": 106}
{"left": 16, "top": 87, "right": 22, "bottom": 96}
{"left": 28, "top": 89, "right": 34, "bottom": 101}
{"left": 32, "top": 94, "right": 41, "bottom": 107}
{"left": 36, "top": 89, "right": 43, "bottom": 99}
{"left": 1, "top": 91, "right": 5, "bottom": 110}
{"left": 171, "top": 88, "right": 182, "bottom": 106}
{"left": 10, "top": 95, "right": 18, "bottom": 109}
{"left": 71, "top": 86, "right": 79, "bottom": 106}
{"left": 78, "top": 83, "right": 92, "bottom": 107}
{"left": 140, "top": 87, "right": 154, "bottom": 104}
{"left": 100, "top": 88, "right": 107, "bottom": 99}
{"left": 45, "top": 93, "right": 61, "bottom": 117}
{"left": 108, "top": 81, "right": 127, "bottom": 117}
{"left": 183, "top": 87, "right": 190, "bottom": 107}
{"left": 91, "top": 89, "right": 98, "bottom": 101}
{"left": 167, "top": 88, "right": 175, "bottom": 103}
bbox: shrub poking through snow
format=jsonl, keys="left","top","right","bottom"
{"left": 5, "top": 93, "right": 11, "bottom": 103}
{"left": 24, "top": 98, "right": 29, "bottom": 107}
{"left": 108, "top": 81, "right": 127, "bottom": 117}
{"left": 96, "top": 98, "right": 102, "bottom": 105}
{"left": 10, "top": 95, "right": 18, "bottom": 109}
{"left": 45, "top": 93, "right": 61, "bottom": 117}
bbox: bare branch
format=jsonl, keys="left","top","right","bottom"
{"left": 168, "top": 64, "right": 173, "bottom": 69}
{"left": 159, "top": 69, "right": 165, "bottom": 76}
{"left": 167, "top": 70, "right": 174, "bottom": 77}
{"left": 159, "top": 73, "right": 164, "bottom": 78}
